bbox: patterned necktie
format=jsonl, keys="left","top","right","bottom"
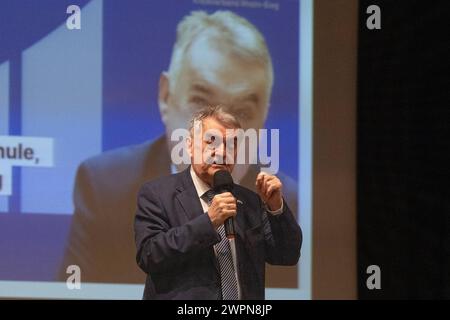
{"left": 202, "top": 189, "right": 239, "bottom": 300}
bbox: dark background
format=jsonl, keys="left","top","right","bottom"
{"left": 357, "top": 0, "right": 450, "bottom": 299}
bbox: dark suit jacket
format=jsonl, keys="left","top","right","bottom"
{"left": 58, "top": 135, "right": 299, "bottom": 285}
{"left": 134, "top": 167, "right": 302, "bottom": 300}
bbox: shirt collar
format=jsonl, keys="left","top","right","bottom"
{"left": 190, "top": 166, "right": 211, "bottom": 199}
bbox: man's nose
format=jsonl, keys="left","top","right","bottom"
{"left": 213, "top": 142, "right": 227, "bottom": 163}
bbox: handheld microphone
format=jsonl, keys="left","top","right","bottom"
{"left": 213, "top": 170, "right": 235, "bottom": 239}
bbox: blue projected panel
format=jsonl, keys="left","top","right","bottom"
{"left": 0, "top": 61, "right": 10, "bottom": 212}
{"left": 0, "top": 0, "right": 313, "bottom": 300}
{"left": 20, "top": 0, "right": 103, "bottom": 214}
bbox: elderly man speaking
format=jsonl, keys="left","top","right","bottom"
{"left": 134, "top": 107, "right": 302, "bottom": 300}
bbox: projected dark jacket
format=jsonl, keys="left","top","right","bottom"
{"left": 134, "top": 167, "right": 302, "bottom": 299}
{"left": 57, "top": 135, "right": 300, "bottom": 289}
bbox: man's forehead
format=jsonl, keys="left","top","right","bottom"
{"left": 201, "top": 118, "right": 238, "bottom": 133}
{"left": 202, "top": 117, "right": 227, "bottom": 129}
{"left": 182, "top": 37, "right": 268, "bottom": 93}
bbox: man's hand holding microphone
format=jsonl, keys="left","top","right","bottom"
{"left": 207, "top": 192, "right": 237, "bottom": 229}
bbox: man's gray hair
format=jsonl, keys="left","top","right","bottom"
{"left": 168, "top": 10, "right": 273, "bottom": 96}
{"left": 188, "top": 106, "right": 242, "bottom": 135}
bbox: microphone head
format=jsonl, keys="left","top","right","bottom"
{"left": 213, "top": 170, "right": 234, "bottom": 192}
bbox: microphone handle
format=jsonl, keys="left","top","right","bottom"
{"left": 224, "top": 217, "right": 235, "bottom": 239}
{"left": 216, "top": 187, "right": 236, "bottom": 239}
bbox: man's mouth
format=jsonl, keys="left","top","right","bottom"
{"left": 211, "top": 162, "right": 227, "bottom": 168}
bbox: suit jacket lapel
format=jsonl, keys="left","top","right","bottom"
{"left": 234, "top": 193, "right": 251, "bottom": 299}
{"left": 234, "top": 196, "right": 246, "bottom": 243}
{"left": 175, "top": 168, "right": 221, "bottom": 275}
{"left": 175, "top": 168, "right": 205, "bottom": 221}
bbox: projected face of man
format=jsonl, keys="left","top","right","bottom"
{"left": 159, "top": 33, "right": 271, "bottom": 162}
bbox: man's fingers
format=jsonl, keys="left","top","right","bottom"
{"left": 213, "top": 193, "right": 235, "bottom": 202}
{"left": 256, "top": 172, "right": 266, "bottom": 182}
{"left": 257, "top": 175, "right": 268, "bottom": 200}
{"left": 221, "top": 197, "right": 237, "bottom": 204}
{"left": 266, "top": 183, "right": 276, "bottom": 199}
{"left": 256, "top": 180, "right": 263, "bottom": 195}
{"left": 222, "top": 209, "right": 237, "bottom": 218}
{"left": 266, "top": 184, "right": 274, "bottom": 199}
{"left": 218, "top": 202, "right": 236, "bottom": 212}
{"left": 256, "top": 174, "right": 267, "bottom": 193}
{"left": 223, "top": 203, "right": 236, "bottom": 210}
{"left": 256, "top": 173, "right": 283, "bottom": 202}
{"left": 256, "top": 173, "right": 267, "bottom": 186}
{"left": 263, "top": 178, "right": 271, "bottom": 196}
{"left": 215, "top": 192, "right": 232, "bottom": 198}
{"left": 266, "top": 180, "right": 282, "bottom": 199}
{"left": 263, "top": 176, "right": 276, "bottom": 191}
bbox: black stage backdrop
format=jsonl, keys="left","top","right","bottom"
{"left": 357, "top": 0, "right": 450, "bottom": 299}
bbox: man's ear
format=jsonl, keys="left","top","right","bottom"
{"left": 158, "top": 71, "right": 170, "bottom": 125}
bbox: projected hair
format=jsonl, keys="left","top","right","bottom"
{"left": 167, "top": 10, "right": 274, "bottom": 97}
